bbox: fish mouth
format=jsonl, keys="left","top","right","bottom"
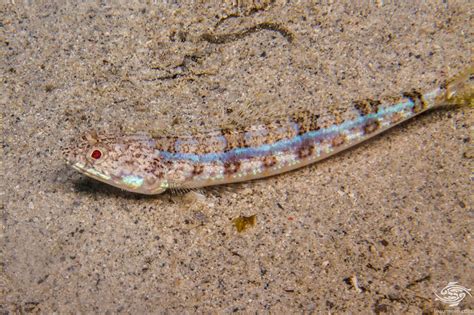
{"left": 66, "top": 160, "right": 126, "bottom": 190}
{"left": 67, "top": 161, "right": 161, "bottom": 194}
{"left": 70, "top": 161, "right": 114, "bottom": 183}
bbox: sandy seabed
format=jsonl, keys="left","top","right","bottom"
{"left": 2, "top": 1, "right": 473, "bottom": 313}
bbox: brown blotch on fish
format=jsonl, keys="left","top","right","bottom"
{"left": 148, "top": 157, "right": 164, "bottom": 169}
{"left": 328, "top": 106, "right": 346, "bottom": 125}
{"left": 262, "top": 155, "right": 277, "bottom": 167}
{"left": 291, "top": 110, "right": 320, "bottom": 135}
{"left": 221, "top": 127, "right": 248, "bottom": 151}
{"left": 354, "top": 99, "right": 381, "bottom": 116}
{"left": 390, "top": 112, "right": 404, "bottom": 124}
{"left": 164, "top": 160, "right": 175, "bottom": 167}
{"left": 296, "top": 144, "right": 315, "bottom": 159}
{"left": 363, "top": 120, "right": 380, "bottom": 134}
{"left": 124, "top": 159, "right": 135, "bottom": 166}
{"left": 192, "top": 164, "right": 204, "bottom": 175}
{"left": 331, "top": 134, "right": 346, "bottom": 147}
{"left": 162, "top": 136, "right": 179, "bottom": 153}
{"left": 224, "top": 160, "right": 241, "bottom": 175}
{"left": 265, "top": 120, "right": 299, "bottom": 142}
{"left": 403, "top": 90, "right": 426, "bottom": 113}
{"left": 154, "top": 170, "right": 165, "bottom": 178}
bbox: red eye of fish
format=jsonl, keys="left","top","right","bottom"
{"left": 91, "top": 149, "right": 102, "bottom": 160}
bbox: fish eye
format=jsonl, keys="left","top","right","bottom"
{"left": 91, "top": 149, "right": 102, "bottom": 159}
{"left": 87, "top": 146, "right": 107, "bottom": 163}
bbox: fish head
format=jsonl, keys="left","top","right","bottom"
{"left": 62, "top": 131, "right": 170, "bottom": 194}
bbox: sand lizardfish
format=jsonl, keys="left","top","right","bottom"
{"left": 63, "top": 66, "right": 473, "bottom": 194}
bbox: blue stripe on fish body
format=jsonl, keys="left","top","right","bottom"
{"left": 156, "top": 99, "right": 416, "bottom": 163}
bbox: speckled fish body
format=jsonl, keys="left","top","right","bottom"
{"left": 63, "top": 67, "right": 473, "bottom": 194}
{"left": 152, "top": 88, "right": 443, "bottom": 188}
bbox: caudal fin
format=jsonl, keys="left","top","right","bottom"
{"left": 438, "top": 65, "right": 474, "bottom": 107}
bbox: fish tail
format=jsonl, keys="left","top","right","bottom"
{"left": 437, "top": 65, "right": 474, "bottom": 107}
